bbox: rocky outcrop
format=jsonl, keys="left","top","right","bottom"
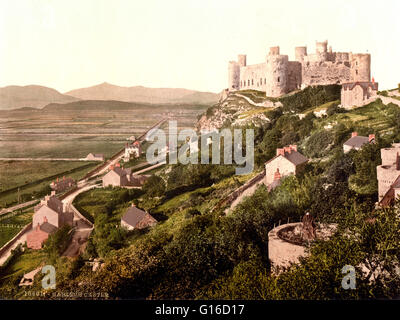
{"left": 196, "top": 91, "right": 279, "bottom": 132}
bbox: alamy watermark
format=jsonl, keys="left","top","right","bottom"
{"left": 145, "top": 121, "right": 254, "bottom": 175}
{"left": 341, "top": 265, "right": 356, "bottom": 290}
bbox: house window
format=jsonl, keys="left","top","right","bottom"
{"left": 356, "top": 70, "right": 358, "bottom": 75}
{"left": 252, "top": 79, "right": 254, "bottom": 85}
{"left": 264, "top": 78, "right": 266, "bottom": 84}
{"left": 248, "top": 80, "right": 250, "bottom": 86}
{"left": 278, "top": 77, "right": 280, "bottom": 82}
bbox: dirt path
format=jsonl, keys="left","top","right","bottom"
{"left": 0, "top": 200, "right": 38, "bottom": 216}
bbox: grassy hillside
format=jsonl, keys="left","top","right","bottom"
{"left": 2, "top": 85, "right": 400, "bottom": 300}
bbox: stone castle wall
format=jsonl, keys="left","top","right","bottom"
{"left": 377, "top": 143, "right": 400, "bottom": 200}
{"left": 228, "top": 40, "right": 371, "bottom": 97}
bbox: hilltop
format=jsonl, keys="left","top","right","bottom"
{"left": 197, "top": 85, "right": 341, "bottom": 131}
{"left": 0, "top": 85, "right": 79, "bottom": 110}
{"left": 65, "top": 82, "right": 219, "bottom": 105}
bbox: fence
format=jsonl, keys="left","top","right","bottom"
{"left": 213, "top": 170, "right": 266, "bottom": 212}
{"left": 68, "top": 203, "right": 94, "bottom": 228}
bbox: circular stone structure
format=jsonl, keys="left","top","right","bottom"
{"left": 268, "top": 222, "right": 336, "bottom": 272}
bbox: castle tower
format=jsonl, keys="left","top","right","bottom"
{"left": 266, "top": 46, "right": 288, "bottom": 97}
{"left": 295, "top": 46, "right": 307, "bottom": 62}
{"left": 238, "top": 54, "right": 247, "bottom": 67}
{"left": 350, "top": 53, "right": 371, "bottom": 82}
{"left": 269, "top": 46, "right": 280, "bottom": 55}
{"left": 316, "top": 40, "right": 328, "bottom": 54}
{"left": 316, "top": 40, "right": 328, "bottom": 62}
{"left": 228, "top": 61, "right": 240, "bottom": 91}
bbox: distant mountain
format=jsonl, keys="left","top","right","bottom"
{"left": 0, "top": 85, "right": 80, "bottom": 110}
{"left": 65, "top": 82, "right": 219, "bottom": 105}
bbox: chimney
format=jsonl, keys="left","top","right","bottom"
{"left": 274, "top": 168, "right": 281, "bottom": 181}
{"left": 369, "top": 134, "right": 375, "bottom": 143}
{"left": 109, "top": 165, "right": 114, "bottom": 170}
{"left": 56, "top": 177, "right": 59, "bottom": 182}
{"left": 351, "top": 132, "right": 358, "bottom": 138}
{"left": 63, "top": 176, "right": 65, "bottom": 181}
{"left": 372, "top": 77, "right": 375, "bottom": 83}
{"left": 276, "top": 148, "right": 285, "bottom": 156}
{"left": 51, "top": 190, "right": 56, "bottom": 196}
{"left": 116, "top": 163, "right": 121, "bottom": 167}
{"left": 397, "top": 153, "right": 400, "bottom": 171}
{"left": 290, "top": 145, "right": 297, "bottom": 152}
{"left": 131, "top": 203, "right": 136, "bottom": 207}
{"left": 284, "top": 146, "right": 291, "bottom": 154}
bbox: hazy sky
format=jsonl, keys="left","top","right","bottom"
{"left": 1, "top": 0, "right": 399, "bottom": 93}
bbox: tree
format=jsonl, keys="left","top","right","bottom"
{"left": 143, "top": 175, "right": 166, "bottom": 197}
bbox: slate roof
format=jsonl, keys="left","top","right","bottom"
{"left": 265, "top": 150, "right": 308, "bottom": 166}
{"left": 39, "top": 222, "right": 58, "bottom": 234}
{"left": 121, "top": 206, "right": 148, "bottom": 228}
{"left": 113, "top": 167, "right": 127, "bottom": 177}
{"left": 343, "top": 136, "right": 370, "bottom": 149}
{"left": 284, "top": 151, "right": 308, "bottom": 166}
{"left": 380, "top": 175, "right": 400, "bottom": 207}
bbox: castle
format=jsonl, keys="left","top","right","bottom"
{"left": 228, "top": 40, "right": 371, "bottom": 97}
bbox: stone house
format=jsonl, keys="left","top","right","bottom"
{"left": 26, "top": 192, "right": 73, "bottom": 249}
{"left": 50, "top": 176, "right": 76, "bottom": 193}
{"left": 264, "top": 145, "right": 308, "bottom": 185}
{"left": 124, "top": 141, "right": 141, "bottom": 162}
{"left": 121, "top": 204, "right": 157, "bottom": 230}
{"left": 86, "top": 153, "right": 104, "bottom": 161}
{"left": 377, "top": 143, "right": 400, "bottom": 204}
{"left": 343, "top": 132, "right": 375, "bottom": 153}
{"left": 102, "top": 164, "right": 149, "bottom": 188}
{"left": 341, "top": 79, "right": 378, "bottom": 109}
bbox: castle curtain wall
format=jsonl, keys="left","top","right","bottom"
{"left": 239, "top": 63, "right": 267, "bottom": 91}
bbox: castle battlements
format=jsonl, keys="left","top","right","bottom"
{"left": 228, "top": 40, "right": 371, "bottom": 97}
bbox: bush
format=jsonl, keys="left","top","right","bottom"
{"left": 279, "top": 85, "right": 341, "bottom": 113}
{"left": 304, "top": 130, "right": 333, "bottom": 158}
{"left": 143, "top": 175, "right": 166, "bottom": 198}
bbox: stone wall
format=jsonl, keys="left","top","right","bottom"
{"left": 377, "top": 143, "right": 400, "bottom": 201}
{"left": 239, "top": 63, "right": 267, "bottom": 91}
{"left": 302, "top": 59, "right": 351, "bottom": 87}
{"left": 268, "top": 223, "right": 307, "bottom": 271}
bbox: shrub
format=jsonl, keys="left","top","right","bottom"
{"left": 304, "top": 130, "right": 333, "bottom": 158}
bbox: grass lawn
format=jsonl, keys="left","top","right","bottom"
{"left": 315, "top": 99, "right": 397, "bottom": 135}
{"left": 73, "top": 187, "right": 140, "bottom": 223}
{"left": 0, "top": 161, "right": 99, "bottom": 208}
{"left": 0, "top": 207, "right": 34, "bottom": 247}
{"left": 0, "top": 160, "right": 95, "bottom": 192}
{"left": 0, "top": 249, "right": 47, "bottom": 284}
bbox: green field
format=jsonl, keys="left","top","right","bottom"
{"left": 0, "top": 207, "right": 33, "bottom": 247}
{"left": 0, "top": 103, "right": 208, "bottom": 158}
{"left": 0, "top": 160, "right": 98, "bottom": 208}
{"left": 316, "top": 99, "right": 399, "bottom": 135}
